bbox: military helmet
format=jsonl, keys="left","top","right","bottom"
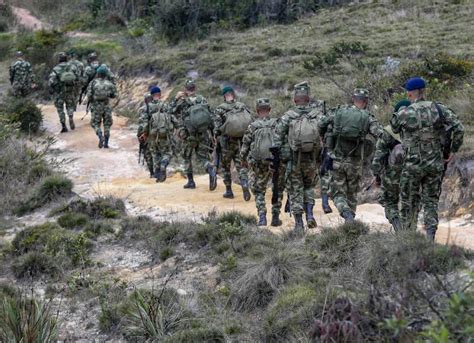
{"left": 58, "top": 52, "right": 68, "bottom": 62}
{"left": 294, "top": 81, "right": 310, "bottom": 96}
{"left": 353, "top": 88, "right": 369, "bottom": 99}
{"left": 256, "top": 98, "right": 271, "bottom": 109}
{"left": 221, "top": 86, "right": 234, "bottom": 96}
{"left": 15, "top": 51, "right": 24, "bottom": 57}
{"left": 184, "top": 79, "right": 196, "bottom": 90}
{"left": 88, "top": 52, "right": 98, "bottom": 61}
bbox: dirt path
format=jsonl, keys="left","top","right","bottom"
{"left": 41, "top": 105, "right": 474, "bottom": 249}
{"left": 11, "top": 6, "right": 51, "bottom": 30}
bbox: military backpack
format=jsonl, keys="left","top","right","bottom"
{"left": 250, "top": 119, "right": 276, "bottom": 163}
{"left": 93, "top": 79, "right": 113, "bottom": 101}
{"left": 149, "top": 104, "right": 170, "bottom": 140}
{"left": 57, "top": 63, "right": 77, "bottom": 86}
{"left": 185, "top": 96, "right": 212, "bottom": 134}
{"left": 220, "top": 103, "right": 253, "bottom": 138}
{"left": 288, "top": 110, "right": 321, "bottom": 154}
{"left": 333, "top": 106, "right": 370, "bottom": 157}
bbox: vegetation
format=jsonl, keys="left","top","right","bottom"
{"left": 0, "top": 97, "right": 43, "bottom": 134}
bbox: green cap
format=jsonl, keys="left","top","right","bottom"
{"left": 185, "top": 79, "right": 196, "bottom": 90}
{"left": 394, "top": 99, "right": 411, "bottom": 112}
{"left": 353, "top": 88, "right": 369, "bottom": 98}
{"left": 221, "top": 86, "right": 234, "bottom": 96}
{"left": 256, "top": 98, "right": 271, "bottom": 108}
{"left": 97, "top": 65, "right": 108, "bottom": 75}
{"left": 294, "top": 81, "right": 310, "bottom": 96}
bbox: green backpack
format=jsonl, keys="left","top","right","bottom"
{"left": 333, "top": 106, "right": 370, "bottom": 156}
{"left": 250, "top": 120, "right": 275, "bottom": 163}
{"left": 288, "top": 110, "right": 321, "bottom": 154}
{"left": 185, "top": 97, "right": 212, "bottom": 134}
{"left": 93, "top": 80, "right": 112, "bottom": 101}
{"left": 150, "top": 107, "right": 170, "bottom": 140}
{"left": 58, "top": 64, "right": 77, "bottom": 86}
{"left": 220, "top": 103, "right": 253, "bottom": 138}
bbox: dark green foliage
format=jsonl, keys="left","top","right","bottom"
{"left": 209, "top": 210, "right": 257, "bottom": 227}
{"left": 57, "top": 212, "right": 90, "bottom": 229}
{"left": 11, "top": 251, "right": 60, "bottom": 279}
{"left": 0, "top": 97, "right": 43, "bottom": 134}
{"left": 84, "top": 220, "right": 114, "bottom": 238}
{"left": 163, "top": 327, "right": 226, "bottom": 343}
{"left": 58, "top": 197, "right": 126, "bottom": 219}
{"left": 97, "top": 279, "right": 128, "bottom": 333}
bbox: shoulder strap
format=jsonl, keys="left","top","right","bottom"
{"left": 434, "top": 102, "right": 446, "bottom": 123}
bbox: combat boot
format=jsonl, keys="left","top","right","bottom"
{"left": 321, "top": 194, "right": 333, "bottom": 214}
{"left": 426, "top": 226, "right": 437, "bottom": 241}
{"left": 104, "top": 134, "right": 110, "bottom": 148}
{"left": 68, "top": 115, "right": 75, "bottom": 130}
{"left": 257, "top": 212, "right": 267, "bottom": 226}
{"left": 292, "top": 214, "right": 305, "bottom": 237}
{"left": 98, "top": 132, "right": 104, "bottom": 148}
{"left": 223, "top": 185, "right": 234, "bottom": 199}
{"left": 208, "top": 166, "right": 217, "bottom": 191}
{"left": 241, "top": 180, "right": 251, "bottom": 201}
{"left": 154, "top": 166, "right": 161, "bottom": 182}
{"left": 271, "top": 212, "right": 283, "bottom": 227}
{"left": 60, "top": 122, "right": 68, "bottom": 133}
{"left": 158, "top": 162, "right": 168, "bottom": 182}
{"left": 183, "top": 173, "right": 196, "bottom": 189}
{"left": 391, "top": 218, "right": 402, "bottom": 232}
{"left": 341, "top": 210, "right": 354, "bottom": 222}
{"left": 305, "top": 203, "right": 317, "bottom": 229}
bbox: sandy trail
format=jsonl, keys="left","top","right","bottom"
{"left": 11, "top": 6, "right": 51, "bottom": 30}
{"left": 41, "top": 105, "right": 474, "bottom": 249}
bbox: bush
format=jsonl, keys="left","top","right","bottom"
{"left": 64, "top": 197, "right": 126, "bottom": 219}
{"left": 57, "top": 212, "right": 90, "bottom": 229}
{"left": 0, "top": 33, "right": 13, "bottom": 61}
{"left": 1, "top": 97, "right": 43, "bottom": 134}
{"left": 11, "top": 251, "right": 60, "bottom": 279}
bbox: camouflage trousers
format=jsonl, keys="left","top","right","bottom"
{"left": 288, "top": 153, "right": 318, "bottom": 215}
{"left": 54, "top": 92, "right": 76, "bottom": 123}
{"left": 143, "top": 142, "right": 154, "bottom": 175}
{"left": 90, "top": 101, "right": 113, "bottom": 136}
{"left": 399, "top": 160, "right": 444, "bottom": 230}
{"left": 379, "top": 167, "right": 401, "bottom": 223}
{"left": 320, "top": 171, "right": 332, "bottom": 196}
{"left": 331, "top": 158, "right": 362, "bottom": 216}
{"left": 249, "top": 161, "right": 286, "bottom": 215}
{"left": 182, "top": 132, "right": 213, "bottom": 175}
{"left": 149, "top": 136, "right": 173, "bottom": 171}
{"left": 12, "top": 82, "right": 31, "bottom": 98}
{"left": 220, "top": 137, "right": 248, "bottom": 186}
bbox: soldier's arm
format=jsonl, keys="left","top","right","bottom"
{"left": 212, "top": 106, "right": 225, "bottom": 135}
{"left": 368, "top": 115, "right": 383, "bottom": 139}
{"left": 442, "top": 106, "right": 464, "bottom": 153}
{"left": 137, "top": 107, "right": 147, "bottom": 136}
{"left": 389, "top": 109, "right": 405, "bottom": 134}
{"left": 318, "top": 113, "right": 333, "bottom": 137}
{"left": 273, "top": 114, "right": 289, "bottom": 148}
{"left": 240, "top": 124, "right": 255, "bottom": 161}
{"left": 109, "top": 84, "right": 118, "bottom": 99}
{"left": 371, "top": 131, "right": 391, "bottom": 176}
{"left": 86, "top": 80, "right": 93, "bottom": 98}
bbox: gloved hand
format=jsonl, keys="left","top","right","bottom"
{"left": 139, "top": 133, "right": 147, "bottom": 143}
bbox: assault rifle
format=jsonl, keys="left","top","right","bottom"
{"left": 434, "top": 103, "right": 453, "bottom": 175}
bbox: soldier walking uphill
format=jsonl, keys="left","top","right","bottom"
{"left": 48, "top": 52, "right": 79, "bottom": 133}
{"left": 9, "top": 51, "right": 35, "bottom": 98}
{"left": 67, "top": 50, "right": 85, "bottom": 109}
{"left": 372, "top": 100, "right": 411, "bottom": 232}
{"left": 82, "top": 52, "right": 115, "bottom": 103}
{"left": 390, "top": 77, "right": 464, "bottom": 240}
{"left": 273, "top": 82, "right": 323, "bottom": 235}
{"left": 137, "top": 91, "right": 156, "bottom": 178}
{"left": 86, "top": 66, "right": 118, "bottom": 148}
{"left": 319, "top": 89, "right": 383, "bottom": 222}
{"left": 213, "top": 86, "right": 253, "bottom": 201}
{"left": 241, "top": 98, "right": 285, "bottom": 227}
{"left": 169, "top": 80, "right": 217, "bottom": 190}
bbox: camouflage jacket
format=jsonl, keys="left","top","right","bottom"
{"left": 240, "top": 117, "right": 277, "bottom": 162}
{"left": 84, "top": 63, "right": 116, "bottom": 85}
{"left": 9, "top": 59, "right": 34, "bottom": 86}
{"left": 69, "top": 59, "right": 85, "bottom": 84}
{"left": 371, "top": 126, "right": 402, "bottom": 176}
{"left": 86, "top": 78, "right": 117, "bottom": 103}
{"left": 137, "top": 100, "right": 176, "bottom": 136}
{"left": 212, "top": 100, "right": 252, "bottom": 134}
{"left": 319, "top": 105, "right": 382, "bottom": 160}
{"left": 169, "top": 94, "right": 211, "bottom": 131}
{"left": 48, "top": 62, "right": 79, "bottom": 94}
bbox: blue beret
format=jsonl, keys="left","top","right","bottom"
{"left": 150, "top": 86, "right": 161, "bottom": 95}
{"left": 221, "top": 86, "right": 234, "bottom": 96}
{"left": 404, "top": 77, "right": 426, "bottom": 91}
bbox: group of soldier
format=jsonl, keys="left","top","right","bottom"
{"left": 9, "top": 51, "right": 465, "bottom": 241}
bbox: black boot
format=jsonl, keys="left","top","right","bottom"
{"left": 271, "top": 213, "right": 283, "bottom": 227}
{"left": 60, "top": 122, "right": 68, "bottom": 133}
{"left": 341, "top": 210, "right": 354, "bottom": 222}
{"left": 305, "top": 203, "right": 317, "bottom": 229}
{"left": 293, "top": 214, "right": 305, "bottom": 237}
{"left": 257, "top": 212, "right": 267, "bottom": 226}
{"left": 321, "top": 194, "right": 333, "bottom": 214}
{"left": 391, "top": 218, "right": 402, "bottom": 232}
{"left": 183, "top": 173, "right": 196, "bottom": 189}
{"left": 104, "top": 134, "right": 110, "bottom": 148}
{"left": 98, "top": 132, "right": 104, "bottom": 148}
{"left": 208, "top": 166, "right": 217, "bottom": 191}
{"left": 158, "top": 162, "right": 168, "bottom": 182}
{"left": 154, "top": 167, "right": 161, "bottom": 182}
{"left": 223, "top": 185, "right": 234, "bottom": 199}
{"left": 426, "top": 226, "right": 437, "bottom": 241}
{"left": 69, "top": 115, "right": 75, "bottom": 130}
{"left": 148, "top": 165, "right": 154, "bottom": 178}
{"left": 241, "top": 180, "right": 251, "bottom": 201}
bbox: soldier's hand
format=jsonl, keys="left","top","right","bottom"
{"left": 176, "top": 91, "right": 185, "bottom": 100}
{"left": 31, "top": 83, "right": 37, "bottom": 89}
{"left": 139, "top": 133, "right": 147, "bottom": 143}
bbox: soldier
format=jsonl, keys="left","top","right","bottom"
{"left": 9, "top": 51, "right": 35, "bottom": 97}
{"left": 137, "top": 91, "right": 155, "bottom": 178}
{"left": 68, "top": 50, "right": 85, "bottom": 108}
{"left": 213, "top": 86, "right": 252, "bottom": 201}
{"left": 372, "top": 100, "right": 411, "bottom": 232}
{"left": 273, "top": 82, "right": 323, "bottom": 235}
{"left": 48, "top": 52, "right": 79, "bottom": 133}
{"left": 86, "top": 65, "right": 117, "bottom": 148}
{"left": 141, "top": 86, "right": 178, "bottom": 182}
{"left": 319, "top": 89, "right": 383, "bottom": 222}
{"left": 169, "top": 80, "right": 217, "bottom": 190}
{"left": 82, "top": 52, "right": 115, "bottom": 101}
{"left": 390, "top": 77, "right": 464, "bottom": 240}
{"left": 241, "top": 98, "right": 284, "bottom": 227}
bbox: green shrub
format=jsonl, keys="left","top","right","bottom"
{"left": 0, "top": 33, "right": 13, "bottom": 60}
{"left": 57, "top": 212, "right": 89, "bottom": 229}
{"left": 60, "top": 197, "right": 126, "bottom": 219}
{"left": 11, "top": 251, "right": 60, "bottom": 279}
{"left": 1, "top": 97, "right": 43, "bottom": 134}
{"left": 163, "top": 327, "right": 226, "bottom": 343}
{"left": 84, "top": 220, "right": 115, "bottom": 238}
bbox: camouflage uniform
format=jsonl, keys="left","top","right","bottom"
{"left": 390, "top": 100, "right": 464, "bottom": 236}
{"left": 68, "top": 57, "right": 85, "bottom": 106}
{"left": 213, "top": 100, "right": 251, "bottom": 188}
{"left": 48, "top": 61, "right": 79, "bottom": 126}
{"left": 241, "top": 114, "right": 285, "bottom": 222}
{"left": 137, "top": 97, "right": 155, "bottom": 176}
{"left": 86, "top": 77, "right": 117, "bottom": 146}
{"left": 319, "top": 99, "right": 383, "bottom": 219}
{"left": 9, "top": 58, "right": 34, "bottom": 97}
